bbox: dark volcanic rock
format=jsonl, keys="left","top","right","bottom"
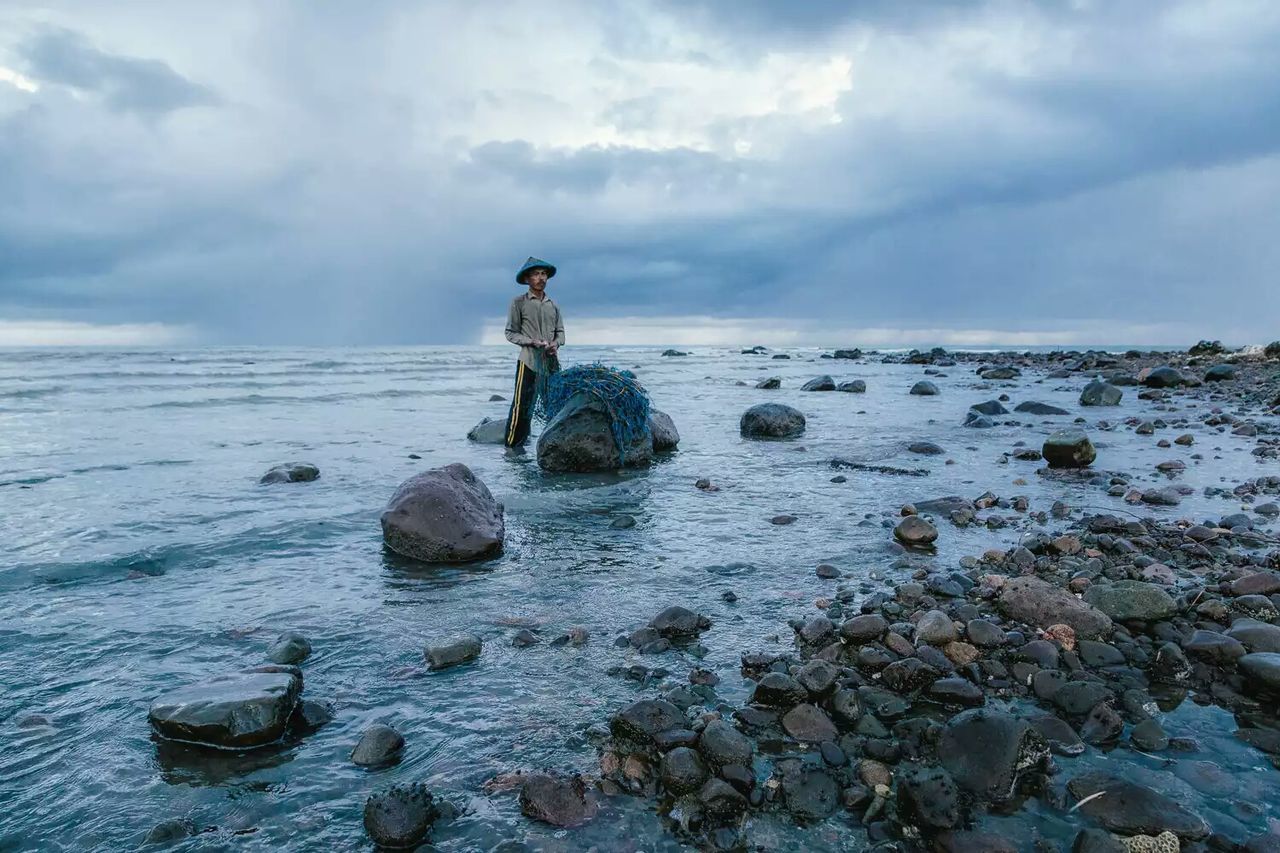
{"left": 781, "top": 704, "right": 838, "bottom": 743}
{"left": 424, "top": 634, "right": 482, "bottom": 670}
{"left": 148, "top": 665, "right": 302, "bottom": 749}
{"left": 259, "top": 462, "right": 320, "bottom": 484}
{"left": 801, "top": 375, "right": 836, "bottom": 391}
{"left": 1043, "top": 430, "right": 1096, "bottom": 468}
{"left": 364, "top": 783, "right": 438, "bottom": 849}
{"left": 1142, "top": 366, "right": 1187, "bottom": 388}
{"left": 381, "top": 463, "right": 504, "bottom": 562}
{"left": 783, "top": 768, "right": 839, "bottom": 822}
{"left": 649, "top": 606, "right": 711, "bottom": 639}
{"left": 698, "top": 719, "right": 754, "bottom": 768}
{"left": 612, "top": 699, "right": 683, "bottom": 746}
{"left": 1205, "top": 363, "right": 1237, "bottom": 381}
{"left": 537, "top": 394, "right": 654, "bottom": 471}
{"left": 519, "top": 773, "right": 598, "bottom": 827}
{"left": 740, "top": 403, "right": 806, "bottom": 439}
{"left": 910, "top": 381, "right": 940, "bottom": 396}
{"left": 661, "top": 747, "right": 708, "bottom": 794}
{"left": 1015, "top": 401, "right": 1070, "bottom": 415}
{"left": 699, "top": 777, "right": 747, "bottom": 819}
{"left": 897, "top": 765, "right": 960, "bottom": 830}
{"left": 938, "top": 709, "right": 1049, "bottom": 803}
{"left": 998, "top": 577, "right": 1112, "bottom": 639}
{"left": 908, "top": 441, "right": 945, "bottom": 455}
{"left": 751, "top": 672, "right": 807, "bottom": 708}
{"left": 970, "top": 400, "right": 1010, "bottom": 416}
{"left": 1227, "top": 619, "right": 1280, "bottom": 653}
{"left": 1067, "top": 772, "right": 1210, "bottom": 839}
{"left": 1080, "top": 380, "right": 1122, "bottom": 406}
{"left": 755, "top": 376, "right": 781, "bottom": 389}
{"left": 838, "top": 380, "right": 867, "bottom": 393}
{"left": 351, "top": 724, "right": 405, "bottom": 767}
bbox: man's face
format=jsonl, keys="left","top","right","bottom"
{"left": 526, "top": 268, "right": 549, "bottom": 293}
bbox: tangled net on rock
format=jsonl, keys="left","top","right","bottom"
{"left": 534, "top": 363, "right": 651, "bottom": 460}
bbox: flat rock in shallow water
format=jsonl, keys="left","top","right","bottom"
{"left": 1015, "top": 401, "right": 1070, "bottom": 415}
{"left": 424, "top": 634, "right": 482, "bottom": 670}
{"left": 783, "top": 768, "right": 839, "bottom": 822}
{"left": 998, "top": 576, "right": 1112, "bottom": 639}
{"left": 466, "top": 416, "right": 507, "bottom": 444}
{"left": 740, "top": 403, "right": 805, "bottom": 438}
{"left": 938, "top": 709, "right": 1049, "bottom": 803}
{"left": 364, "top": 783, "right": 438, "bottom": 849}
{"left": 259, "top": 462, "right": 319, "bottom": 484}
{"left": 1067, "top": 772, "right": 1210, "bottom": 839}
{"left": 518, "top": 773, "right": 597, "bottom": 827}
{"left": 148, "top": 665, "right": 302, "bottom": 749}
{"left": 381, "top": 463, "right": 504, "bottom": 562}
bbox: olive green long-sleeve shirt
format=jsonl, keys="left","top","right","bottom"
{"left": 505, "top": 292, "right": 565, "bottom": 371}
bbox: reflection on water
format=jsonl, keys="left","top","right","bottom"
{"left": 0, "top": 345, "right": 1277, "bottom": 850}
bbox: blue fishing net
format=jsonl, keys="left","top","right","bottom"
{"left": 533, "top": 362, "right": 652, "bottom": 460}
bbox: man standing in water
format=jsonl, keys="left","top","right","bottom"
{"left": 503, "top": 256, "right": 565, "bottom": 447}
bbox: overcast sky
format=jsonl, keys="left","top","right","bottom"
{"left": 2, "top": 1, "right": 1279, "bottom": 347}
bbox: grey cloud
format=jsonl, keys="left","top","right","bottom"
{"left": 17, "top": 26, "right": 217, "bottom": 115}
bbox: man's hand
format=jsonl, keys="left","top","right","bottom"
{"left": 546, "top": 343, "right": 559, "bottom": 358}
{"left": 531, "top": 339, "right": 547, "bottom": 348}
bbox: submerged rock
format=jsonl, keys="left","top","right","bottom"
{"left": 364, "top": 782, "right": 439, "bottom": 849}
{"left": 381, "top": 463, "right": 504, "bottom": 562}
{"left": 1067, "top": 772, "right": 1210, "bottom": 839}
{"left": 424, "top": 634, "right": 482, "bottom": 670}
{"left": 801, "top": 375, "right": 836, "bottom": 391}
{"left": 1015, "top": 401, "right": 1070, "bottom": 415}
{"left": 838, "top": 380, "right": 867, "bottom": 393}
{"left": 148, "top": 665, "right": 303, "bottom": 749}
{"left": 267, "top": 632, "right": 311, "bottom": 665}
{"left": 467, "top": 416, "right": 508, "bottom": 444}
{"left": 649, "top": 606, "right": 711, "bottom": 639}
{"left": 519, "top": 773, "right": 598, "bottom": 827}
{"left": 351, "top": 724, "right": 405, "bottom": 767}
{"left": 537, "top": 394, "right": 654, "bottom": 471}
{"left": 740, "top": 403, "right": 805, "bottom": 439}
{"left": 259, "top": 462, "right": 319, "bottom": 484}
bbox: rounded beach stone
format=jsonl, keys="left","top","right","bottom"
{"left": 381, "top": 463, "right": 504, "bottom": 562}
{"left": 740, "top": 403, "right": 806, "bottom": 438}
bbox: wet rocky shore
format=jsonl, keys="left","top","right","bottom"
{"left": 8, "top": 341, "right": 1280, "bottom": 851}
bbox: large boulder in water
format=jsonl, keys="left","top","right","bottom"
{"left": 1080, "top": 380, "right": 1122, "bottom": 406}
{"left": 381, "top": 463, "right": 504, "bottom": 562}
{"left": 740, "top": 403, "right": 805, "bottom": 438}
{"left": 467, "top": 416, "right": 507, "bottom": 444}
{"left": 649, "top": 409, "right": 680, "bottom": 452}
{"left": 537, "top": 394, "right": 653, "bottom": 471}
{"left": 148, "top": 665, "right": 303, "bottom": 749}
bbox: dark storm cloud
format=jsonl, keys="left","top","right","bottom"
{"left": 1, "top": 1, "right": 1279, "bottom": 345}
{"left": 16, "top": 26, "right": 217, "bottom": 115}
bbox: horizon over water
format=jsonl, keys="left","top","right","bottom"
{"left": 1, "top": 344, "right": 1273, "bottom": 849}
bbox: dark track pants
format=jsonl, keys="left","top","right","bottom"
{"left": 504, "top": 362, "right": 538, "bottom": 446}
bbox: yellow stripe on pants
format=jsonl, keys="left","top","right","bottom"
{"left": 506, "top": 363, "right": 525, "bottom": 445}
